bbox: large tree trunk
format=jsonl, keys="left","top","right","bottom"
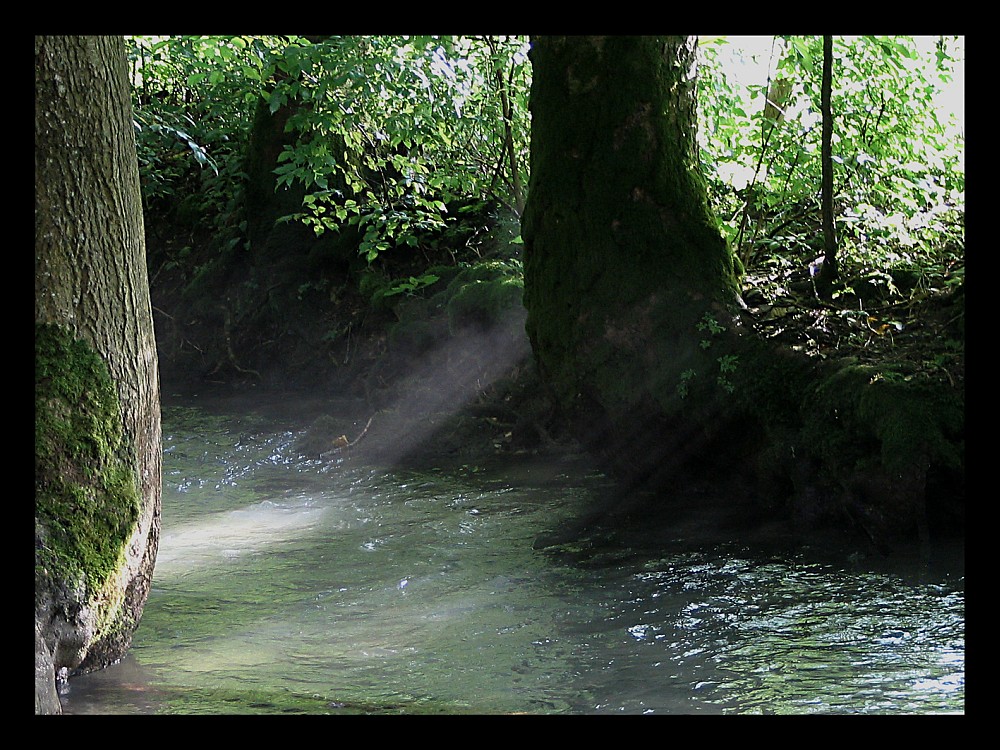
{"left": 522, "top": 36, "right": 742, "bottom": 494}
{"left": 35, "top": 35, "right": 161, "bottom": 713}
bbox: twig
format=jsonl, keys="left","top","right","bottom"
{"left": 320, "top": 414, "right": 376, "bottom": 459}
{"left": 346, "top": 414, "right": 375, "bottom": 448}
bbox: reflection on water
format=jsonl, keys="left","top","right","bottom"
{"left": 600, "top": 555, "right": 964, "bottom": 714}
{"left": 60, "top": 403, "right": 964, "bottom": 715}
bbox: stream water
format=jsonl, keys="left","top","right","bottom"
{"left": 59, "top": 396, "right": 964, "bottom": 715}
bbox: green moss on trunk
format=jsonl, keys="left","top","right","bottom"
{"left": 35, "top": 323, "right": 141, "bottom": 610}
{"left": 521, "top": 36, "right": 746, "bottom": 502}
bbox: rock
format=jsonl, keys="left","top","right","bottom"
{"left": 35, "top": 621, "right": 61, "bottom": 715}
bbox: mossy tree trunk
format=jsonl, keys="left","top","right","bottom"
{"left": 35, "top": 35, "right": 161, "bottom": 713}
{"left": 244, "top": 34, "right": 364, "bottom": 271}
{"left": 522, "top": 36, "right": 743, "bottom": 492}
{"left": 244, "top": 78, "right": 314, "bottom": 265}
{"left": 522, "top": 36, "right": 963, "bottom": 548}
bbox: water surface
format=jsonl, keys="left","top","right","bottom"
{"left": 60, "top": 400, "right": 964, "bottom": 714}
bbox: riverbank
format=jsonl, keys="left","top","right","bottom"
{"left": 149, "top": 204, "right": 962, "bottom": 557}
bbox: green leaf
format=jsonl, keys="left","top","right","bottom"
{"left": 789, "top": 37, "right": 814, "bottom": 70}
{"left": 268, "top": 91, "right": 286, "bottom": 114}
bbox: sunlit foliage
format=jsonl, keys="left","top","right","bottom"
{"left": 129, "top": 35, "right": 963, "bottom": 283}
{"left": 696, "top": 35, "right": 964, "bottom": 288}
{"left": 128, "top": 35, "right": 530, "bottom": 262}
{"left": 269, "top": 36, "right": 530, "bottom": 261}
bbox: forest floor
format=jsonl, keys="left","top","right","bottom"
{"left": 739, "top": 258, "right": 964, "bottom": 390}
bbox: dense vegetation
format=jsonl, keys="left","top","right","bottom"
{"left": 132, "top": 37, "right": 962, "bottom": 259}
{"left": 695, "top": 37, "right": 964, "bottom": 388}
{"left": 132, "top": 36, "right": 963, "bottom": 358}
{"left": 131, "top": 36, "right": 964, "bottom": 537}
{"left": 132, "top": 35, "right": 528, "bottom": 268}
{"left": 699, "top": 37, "right": 963, "bottom": 274}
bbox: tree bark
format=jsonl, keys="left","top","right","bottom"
{"left": 522, "top": 36, "right": 742, "bottom": 491}
{"left": 35, "top": 35, "right": 161, "bottom": 712}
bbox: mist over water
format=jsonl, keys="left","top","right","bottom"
{"left": 60, "top": 400, "right": 964, "bottom": 715}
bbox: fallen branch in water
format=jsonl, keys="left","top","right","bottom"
{"left": 320, "top": 414, "right": 375, "bottom": 459}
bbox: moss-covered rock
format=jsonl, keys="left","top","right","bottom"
{"left": 293, "top": 414, "right": 349, "bottom": 458}
{"left": 447, "top": 276, "right": 524, "bottom": 333}
{"left": 794, "top": 362, "right": 964, "bottom": 542}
